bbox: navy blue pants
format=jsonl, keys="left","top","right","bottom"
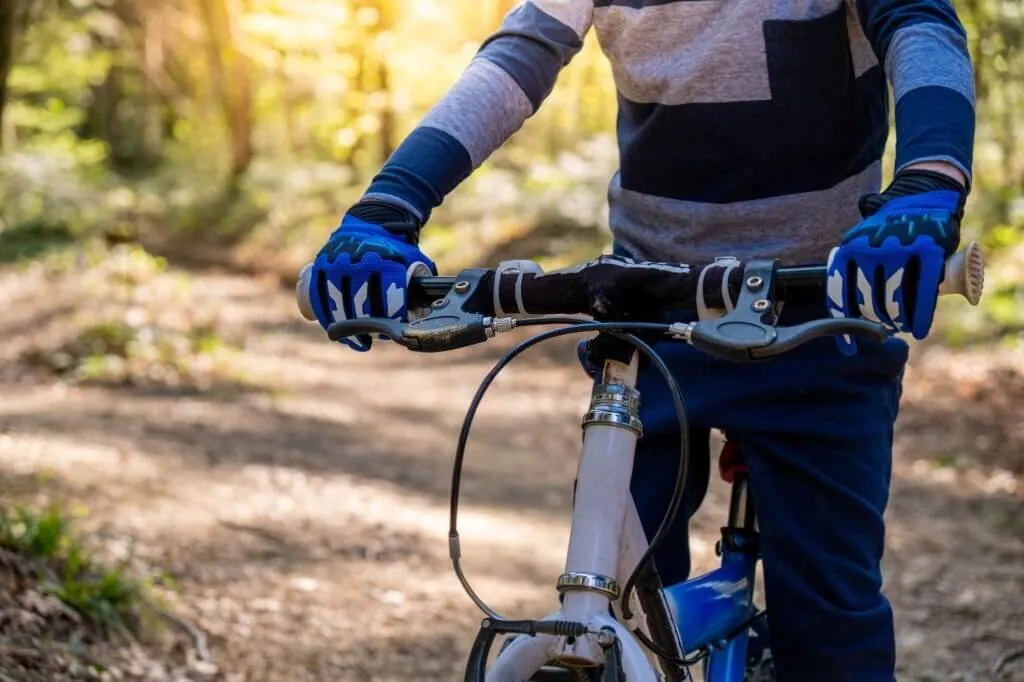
{"left": 605, "top": 307, "right": 908, "bottom": 681}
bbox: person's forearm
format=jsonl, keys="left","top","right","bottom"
{"left": 362, "top": 0, "right": 593, "bottom": 223}
{"left": 857, "top": 0, "right": 976, "bottom": 187}
{"left": 904, "top": 160, "right": 967, "bottom": 187}
{"left": 361, "top": 58, "right": 537, "bottom": 221}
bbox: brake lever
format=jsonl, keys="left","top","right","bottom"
{"left": 327, "top": 269, "right": 495, "bottom": 352}
{"left": 327, "top": 317, "right": 406, "bottom": 342}
{"left": 746, "top": 318, "right": 887, "bottom": 358}
{"left": 683, "top": 259, "right": 888, "bottom": 363}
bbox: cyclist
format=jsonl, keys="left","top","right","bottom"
{"left": 304, "top": 1, "right": 974, "bottom": 680}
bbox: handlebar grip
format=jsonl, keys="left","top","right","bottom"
{"left": 297, "top": 263, "right": 317, "bottom": 322}
{"left": 938, "top": 241, "right": 985, "bottom": 304}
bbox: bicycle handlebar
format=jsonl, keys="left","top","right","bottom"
{"left": 296, "top": 242, "right": 985, "bottom": 362}
{"left": 406, "top": 242, "right": 984, "bottom": 309}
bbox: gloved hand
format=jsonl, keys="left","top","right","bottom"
{"left": 826, "top": 169, "right": 966, "bottom": 355}
{"left": 306, "top": 199, "right": 435, "bottom": 351}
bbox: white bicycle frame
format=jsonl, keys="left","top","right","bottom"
{"left": 488, "top": 353, "right": 666, "bottom": 682}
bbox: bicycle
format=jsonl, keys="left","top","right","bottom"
{"left": 296, "top": 243, "right": 985, "bottom": 682}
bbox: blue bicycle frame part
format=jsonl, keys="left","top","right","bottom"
{"left": 640, "top": 468, "right": 762, "bottom": 682}
{"left": 663, "top": 544, "right": 757, "bottom": 676}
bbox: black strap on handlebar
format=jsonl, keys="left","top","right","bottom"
{"left": 495, "top": 256, "right": 727, "bottom": 319}
{"left": 501, "top": 256, "right": 737, "bottom": 317}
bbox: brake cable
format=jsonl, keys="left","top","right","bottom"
{"left": 446, "top": 318, "right": 699, "bottom": 671}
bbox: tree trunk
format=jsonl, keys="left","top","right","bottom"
{"left": 199, "top": 0, "right": 253, "bottom": 188}
{"left": 960, "top": 0, "right": 986, "bottom": 101}
{"left": 373, "top": 0, "right": 396, "bottom": 165}
{"left": 999, "top": 90, "right": 1018, "bottom": 225}
{"left": 142, "top": 11, "right": 165, "bottom": 160}
{"left": 376, "top": 49, "right": 395, "bottom": 164}
{"left": 0, "top": 0, "right": 21, "bottom": 152}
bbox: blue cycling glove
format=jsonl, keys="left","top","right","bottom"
{"left": 826, "top": 169, "right": 966, "bottom": 356}
{"left": 307, "top": 199, "right": 436, "bottom": 351}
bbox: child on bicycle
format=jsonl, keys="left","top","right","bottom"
{"left": 304, "top": 1, "right": 974, "bottom": 679}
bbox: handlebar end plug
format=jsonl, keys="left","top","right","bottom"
{"left": 297, "top": 263, "right": 317, "bottom": 321}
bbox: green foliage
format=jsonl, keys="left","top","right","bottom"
{"left": 982, "top": 223, "right": 1023, "bottom": 252}
{"left": 0, "top": 219, "right": 75, "bottom": 262}
{"left": 36, "top": 307, "right": 241, "bottom": 389}
{"left": 0, "top": 505, "right": 69, "bottom": 559}
{"left": 6, "top": 7, "right": 113, "bottom": 142}
{"left": 14, "top": 243, "right": 253, "bottom": 390}
{"left": 56, "top": 546, "right": 139, "bottom": 635}
{"left": 0, "top": 504, "right": 144, "bottom": 634}
{"left": 980, "top": 282, "right": 1024, "bottom": 328}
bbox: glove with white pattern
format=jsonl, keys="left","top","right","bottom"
{"left": 826, "top": 169, "right": 966, "bottom": 355}
{"left": 306, "top": 199, "right": 436, "bottom": 352}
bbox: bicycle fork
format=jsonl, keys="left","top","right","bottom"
{"left": 465, "top": 354, "right": 660, "bottom": 682}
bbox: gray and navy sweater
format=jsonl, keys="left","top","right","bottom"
{"left": 363, "top": 0, "right": 975, "bottom": 264}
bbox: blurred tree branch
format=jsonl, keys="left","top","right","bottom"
{"left": 0, "top": 0, "right": 22, "bottom": 151}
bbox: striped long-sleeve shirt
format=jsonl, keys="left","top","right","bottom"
{"left": 362, "top": 0, "right": 975, "bottom": 265}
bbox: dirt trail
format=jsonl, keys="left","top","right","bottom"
{"left": 0, "top": 262, "right": 1021, "bottom": 681}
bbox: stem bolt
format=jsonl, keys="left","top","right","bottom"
{"left": 596, "top": 628, "right": 617, "bottom": 649}
{"left": 746, "top": 276, "right": 764, "bottom": 291}
{"left": 433, "top": 299, "right": 449, "bottom": 309}
{"left": 454, "top": 280, "right": 471, "bottom": 294}
{"left": 752, "top": 299, "right": 771, "bottom": 313}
